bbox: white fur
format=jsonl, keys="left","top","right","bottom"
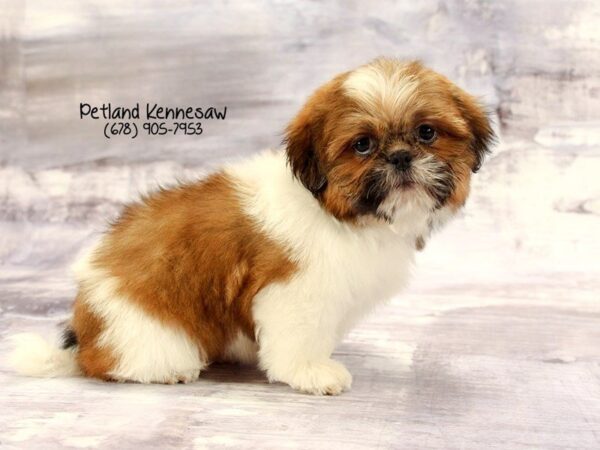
{"left": 8, "top": 333, "right": 81, "bottom": 377}
{"left": 411, "top": 154, "right": 450, "bottom": 187}
{"left": 221, "top": 331, "right": 259, "bottom": 365}
{"left": 9, "top": 150, "right": 453, "bottom": 393}
{"left": 72, "top": 253, "right": 206, "bottom": 383}
{"left": 226, "top": 150, "right": 442, "bottom": 395}
{"left": 343, "top": 61, "right": 419, "bottom": 121}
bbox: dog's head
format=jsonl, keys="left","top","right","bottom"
{"left": 285, "top": 58, "right": 494, "bottom": 223}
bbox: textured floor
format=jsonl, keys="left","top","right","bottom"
{"left": 1, "top": 1, "right": 600, "bottom": 449}
{"left": 1, "top": 137, "right": 599, "bottom": 449}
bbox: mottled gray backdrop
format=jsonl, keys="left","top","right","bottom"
{"left": 1, "top": 1, "right": 599, "bottom": 449}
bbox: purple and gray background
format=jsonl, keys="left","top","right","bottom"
{"left": 1, "top": 1, "right": 599, "bottom": 448}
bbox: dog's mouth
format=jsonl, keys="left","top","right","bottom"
{"left": 393, "top": 173, "right": 416, "bottom": 190}
{"left": 403, "top": 156, "right": 455, "bottom": 206}
{"left": 355, "top": 155, "right": 454, "bottom": 221}
{"left": 355, "top": 156, "right": 454, "bottom": 220}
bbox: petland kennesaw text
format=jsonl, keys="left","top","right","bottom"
{"left": 80, "top": 103, "right": 227, "bottom": 120}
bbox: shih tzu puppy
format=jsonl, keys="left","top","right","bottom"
{"left": 10, "top": 58, "right": 494, "bottom": 395}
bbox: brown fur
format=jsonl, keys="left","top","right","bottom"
{"left": 285, "top": 59, "right": 494, "bottom": 218}
{"left": 70, "top": 58, "right": 492, "bottom": 381}
{"left": 72, "top": 172, "right": 297, "bottom": 379}
{"left": 72, "top": 294, "right": 116, "bottom": 380}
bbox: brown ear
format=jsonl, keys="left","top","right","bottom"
{"left": 284, "top": 110, "right": 327, "bottom": 197}
{"left": 452, "top": 90, "right": 496, "bottom": 173}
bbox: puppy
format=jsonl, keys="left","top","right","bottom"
{"left": 10, "top": 58, "right": 494, "bottom": 395}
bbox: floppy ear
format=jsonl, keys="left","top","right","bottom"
{"left": 452, "top": 90, "right": 496, "bottom": 173}
{"left": 284, "top": 110, "right": 328, "bottom": 197}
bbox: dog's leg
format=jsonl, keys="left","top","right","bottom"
{"left": 72, "top": 270, "right": 206, "bottom": 384}
{"left": 253, "top": 285, "right": 352, "bottom": 395}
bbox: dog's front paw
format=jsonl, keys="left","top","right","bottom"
{"left": 285, "top": 359, "right": 352, "bottom": 395}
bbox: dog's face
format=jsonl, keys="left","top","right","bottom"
{"left": 286, "top": 59, "right": 494, "bottom": 223}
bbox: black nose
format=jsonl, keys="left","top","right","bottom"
{"left": 388, "top": 151, "right": 413, "bottom": 171}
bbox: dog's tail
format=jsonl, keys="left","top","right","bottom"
{"left": 8, "top": 326, "right": 81, "bottom": 377}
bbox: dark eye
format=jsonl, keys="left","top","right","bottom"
{"left": 417, "top": 124, "right": 437, "bottom": 144}
{"left": 353, "top": 136, "right": 374, "bottom": 155}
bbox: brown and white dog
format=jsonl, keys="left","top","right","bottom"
{"left": 10, "top": 58, "right": 494, "bottom": 395}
